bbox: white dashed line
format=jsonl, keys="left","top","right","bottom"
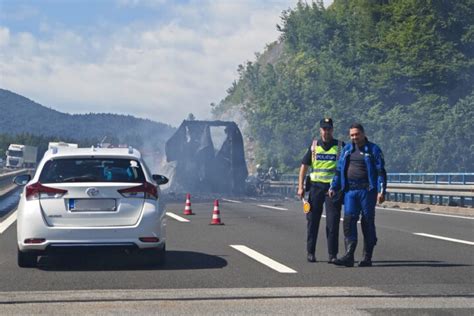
{"left": 378, "top": 207, "right": 474, "bottom": 220}
{"left": 414, "top": 233, "right": 474, "bottom": 246}
{"left": 321, "top": 214, "right": 360, "bottom": 223}
{"left": 222, "top": 199, "right": 242, "bottom": 204}
{"left": 257, "top": 204, "right": 289, "bottom": 211}
{"left": 0, "top": 210, "right": 17, "bottom": 234}
{"left": 166, "top": 212, "right": 190, "bottom": 222}
{"left": 230, "top": 245, "right": 297, "bottom": 273}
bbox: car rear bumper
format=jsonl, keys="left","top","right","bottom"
{"left": 21, "top": 242, "right": 165, "bottom": 255}
{"left": 17, "top": 202, "right": 166, "bottom": 252}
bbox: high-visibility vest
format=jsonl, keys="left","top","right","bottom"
{"left": 310, "top": 140, "right": 342, "bottom": 183}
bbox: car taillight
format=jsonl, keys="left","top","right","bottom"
{"left": 118, "top": 182, "right": 158, "bottom": 200}
{"left": 25, "top": 182, "right": 67, "bottom": 200}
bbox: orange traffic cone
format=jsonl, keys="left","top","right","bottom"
{"left": 183, "top": 193, "right": 194, "bottom": 215}
{"left": 210, "top": 199, "right": 224, "bottom": 225}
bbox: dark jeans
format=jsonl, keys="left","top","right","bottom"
{"left": 306, "top": 183, "right": 342, "bottom": 256}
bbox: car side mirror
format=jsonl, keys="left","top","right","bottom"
{"left": 13, "top": 174, "right": 31, "bottom": 186}
{"left": 152, "top": 174, "right": 169, "bottom": 185}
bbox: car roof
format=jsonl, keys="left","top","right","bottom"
{"left": 43, "top": 147, "right": 142, "bottom": 160}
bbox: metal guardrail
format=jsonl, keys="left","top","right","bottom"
{"left": 268, "top": 173, "right": 474, "bottom": 208}
{"left": 387, "top": 173, "right": 474, "bottom": 184}
{"left": 0, "top": 169, "right": 29, "bottom": 197}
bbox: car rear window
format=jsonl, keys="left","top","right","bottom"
{"left": 39, "top": 158, "right": 146, "bottom": 183}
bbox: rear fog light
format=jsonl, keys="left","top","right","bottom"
{"left": 139, "top": 237, "right": 160, "bottom": 243}
{"left": 24, "top": 238, "right": 46, "bottom": 244}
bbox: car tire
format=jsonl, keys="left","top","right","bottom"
{"left": 18, "top": 248, "right": 38, "bottom": 268}
{"left": 142, "top": 244, "right": 166, "bottom": 266}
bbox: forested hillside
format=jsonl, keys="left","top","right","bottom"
{"left": 213, "top": 0, "right": 474, "bottom": 172}
{"left": 0, "top": 89, "right": 175, "bottom": 159}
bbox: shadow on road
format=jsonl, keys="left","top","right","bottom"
{"left": 368, "top": 260, "right": 472, "bottom": 268}
{"left": 37, "top": 250, "right": 227, "bottom": 271}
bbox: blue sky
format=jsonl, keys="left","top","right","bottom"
{"left": 0, "top": 0, "right": 332, "bottom": 126}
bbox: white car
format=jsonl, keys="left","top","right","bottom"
{"left": 13, "top": 146, "right": 168, "bottom": 268}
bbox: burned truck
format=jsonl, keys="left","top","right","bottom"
{"left": 165, "top": 120, "right": 248, "bottom": 194}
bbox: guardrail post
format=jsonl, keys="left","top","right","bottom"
{"left": 419, "top": 194, "right": 424, "bottom": 204}
{"left": 448, "top": 196, "right": 453, "bottom": 206}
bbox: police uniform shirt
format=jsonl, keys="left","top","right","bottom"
{"left": 302, "top": 139, "right": 345, "bottom": 187}
{"left": 301, "top": 139, "right": 344, "bottom": 165}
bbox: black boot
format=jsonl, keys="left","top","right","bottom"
{"left": 334, "top": 240, "right": 356, "bottom": 267}
{"left": 359, "top": 217, "right": 376, "bottom": 267}
{"left": 307, "top": 253, "right": 316, "bottom": 262}
{"left": 358, "top": 243, "right": 373, "bottom": 267}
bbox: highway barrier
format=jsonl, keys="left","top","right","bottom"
{"left": 266, "top": 173, "right": 474, "bottom": 208}
{"left": 0, "top": 169, "right": 29, "bottom": 198}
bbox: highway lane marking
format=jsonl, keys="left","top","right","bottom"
{"left": 377, "top": 207, "right": 474, "bottom": 220}
{"left": 230, "top": 245, "right": 297, "bottom": 273}
{"left": 0, "top": 210, "right": 17, "bottom": 234}
{"left": 166, "top": 212, "right": 190, "bottom": 222}
{"left": 321, "top": 214, "right": 361, "bottom": 223}
{"left": 414, "top": 233, "right": 474, "bottom": 246}
{"left": 257, "top": 204, "right": 289, "bottom": 211}
{"left": 222, "top": 199, "right": 242, "bottom": 204}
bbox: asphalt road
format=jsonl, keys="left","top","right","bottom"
{"left": 0, "top": 195, "right": 473, "bottom": 314}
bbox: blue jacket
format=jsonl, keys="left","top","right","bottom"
{"left": 330, "top": 140, "right": 387, "bottom": 194}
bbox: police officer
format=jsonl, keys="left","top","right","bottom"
{"left": 297, "top": 118, "right": 344, "bottom": 263}
{"left": 329, "top": 123, "right": 386, "bottom": 267}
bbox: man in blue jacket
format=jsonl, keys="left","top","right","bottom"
{"left": 329, "top": 123, "right": 386, "bottom": 267}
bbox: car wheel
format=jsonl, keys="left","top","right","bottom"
{"left": 142, "top": 245, "right": 166, "bottom": 266}
{"left": 18, "top": 248, "right": 38, "bottom": 268}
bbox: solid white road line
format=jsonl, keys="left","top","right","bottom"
{"left": 166, "top": 212, "right": 190, "bottom": 222}
{"left": 377, "top": 207, "right": 474, "bottom": 220}
{"left": 414, "top": 233, "right": 474, "bottom": 246}
{"left": 222, "top": 199, "right": 242, "bottom": 204}
{"left": 257, "top": 204, "right": 289, "bottom": 211}
{"left": 230, "top": 245, "right": 297, "bottom": 273}
{"left": 0, "top": 210, "right": 17, "bottom": 234}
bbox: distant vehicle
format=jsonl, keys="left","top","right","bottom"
{"left": 13, "top": 146, "right": 169, "bottom": 268}
{"left": 48, "top": 142, "right": 79, "bottom": 150}
{"left": 0, "top": 157, "right": 3, "bottom": 168}
{"left": 5, "top": 144, "right": 38, "bottom": 168}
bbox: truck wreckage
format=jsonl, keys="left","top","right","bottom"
{"left": 165, "top": 120, "right": 248, "bottom": 194}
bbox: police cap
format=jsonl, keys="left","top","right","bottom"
{"left": 320, "top": 118, "right": 333, "bottom": 129}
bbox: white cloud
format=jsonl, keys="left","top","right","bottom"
{"left": 0, "top": 27, "right": 10, "bottom": 47}
{"left": 0, "top": 1, "right": 332, "bottom": 126}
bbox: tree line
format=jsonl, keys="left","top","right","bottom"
{"left": 212, "top": 0, "right": 474, "bottom": 172}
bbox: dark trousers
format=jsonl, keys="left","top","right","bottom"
{"left": 306, "top": 183, "right": 342, "bottom": 256}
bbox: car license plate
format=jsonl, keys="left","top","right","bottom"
{"left": 68, "top": 199, "right": 116, "bottom": 212}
